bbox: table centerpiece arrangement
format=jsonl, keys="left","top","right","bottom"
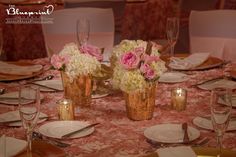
{"left": 111, "top": 40, "right": 167, "bottom": 120}
{"left": 50, "top": 42, "right": 103, "bottom": 107}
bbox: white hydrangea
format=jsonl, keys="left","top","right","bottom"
{"left": 59, "top": 43, "right": 101, "bottom": 82}
{"left": 120, "top": 70, "right": 146, "bottom": 93}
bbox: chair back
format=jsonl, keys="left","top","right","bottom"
{"left": 64, "top": 0, "right": 125, "bottom": 45}
{"left": 189, "top": 10, "right": 236, "bottom": 61}
{"left": 41, "top": 7, "right": 114, "bottom": 61}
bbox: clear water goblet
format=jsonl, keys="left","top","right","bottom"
{"left": 19, "top": 86, "right": 41, "bottom": 157}
{"left": 166, "top": 17, "right": 179, "bottom": 58}
{"left": 210, "top": 88, "right": 232, "bottom": 157}
{"left": 76, "top": 19, "right": 90, "bottom": 46}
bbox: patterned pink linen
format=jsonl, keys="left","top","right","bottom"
{"left": 0, "top": 58, "right": 236, "bottom": 156}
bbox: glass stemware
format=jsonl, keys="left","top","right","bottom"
{"left": 210, "top": 88, "right": 232, "bottom": 156}
{"left": 166, "top": 17, "right": 179, "bottom": 58}
{"left": 76, "top": 19, "right": 90, "bottom": 46}
{"left": 19, "top": 86, "right": 40, "bottom": 157}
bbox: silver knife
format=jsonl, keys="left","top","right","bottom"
{"left": 61, "top": 123, "right": 99, "bottom": 139}
{"left": 182, "top": 123, "right": 189, "bottom": 143}
{"left": 30, "top": 82, "right": 61, "bottom": 91}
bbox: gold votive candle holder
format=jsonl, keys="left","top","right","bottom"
{"left": 57, "top": 98, "right": 74, "bottom": 120}
{"left": 171, "top": 88, "right": 187, "bottom": 111}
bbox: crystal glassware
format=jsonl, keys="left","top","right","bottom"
{"left": 19, "top": 86, "right": 41, "bottom": 157}
{"left": 210, "top": 88, "right": 232, "bottom": 156}
{"left": 166, "top": 17, "right": 179, "bottom": 58}
{"left": 76, "top": 19, "right": 90, "bottom": 46}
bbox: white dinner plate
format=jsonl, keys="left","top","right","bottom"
{"left": 0, "top": 136, "right": 27, "bottom": 157}
{"left": 32, "top": 80, "right": 63, "bottom": 92}
{"left": 0, "top": 91, "right": 44, "bottom": 105}
{"left": 197, "top": 79, "right": 236, "bottom": 90}
{"left": 0, "top": 110, "right": 48, "bottom": 127}
{"left": 144, "top": 123, "right": 200, "bottom": 143}
{"left": 38, "top": 121, "right": 95, "bottom": 139}
{"left": 193, "top": 116, "right": 236, "bottom": 131}
{"left": 158, "top": 72, "right": 189, "bottom": 83}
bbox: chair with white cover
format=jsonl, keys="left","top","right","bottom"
{"left": 64, "top": 0, "right": 125, "bottom": 45}
{"left": 41, "top": 7, "right": 114, "bottom": 61}
{"left": 189, "top": 10, "right": 236, "bottom": 61}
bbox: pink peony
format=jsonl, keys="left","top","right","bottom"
{"left": 120, "top": 51, "right": 140, "bottom": 70}
{"left": 51, "top": 54, "right": 70, "bottom": 70}
{"left": 80, "top": 44, "right": 103, "bottom": 61}
{"left": 140, "top": 63, "right": 156, "bottom": 80}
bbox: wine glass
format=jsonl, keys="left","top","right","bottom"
{"left": 19, "top": 86, "right": 41, "bottom": 157}
{"left": 76, "top": 19, "right": 90, "bottom": 46}
{"left": 166, "top": 17, "right": 179, "bottom": 58}
{"left": 210, "top": 88, "right": 232, "bottom": 156}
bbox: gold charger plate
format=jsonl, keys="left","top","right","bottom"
{"left": 16, "top": 140, "right": 66, "bottom": 157}
{"left": 146, "top": 147, "right": 236, "bottom": 157}
{"left": 0, "top": 62, "right": 43, "bottom": 82}
{"left": 160, "top": 54, "right": 223, "bottom": 71}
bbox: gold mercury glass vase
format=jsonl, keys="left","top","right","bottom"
{"left": 124, "top": 83, "right": 156, "bottom": 121}
{"left": 61, "top": 71, "right": 92, "bottom": 108}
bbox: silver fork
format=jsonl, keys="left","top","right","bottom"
{"left": 147, "top": 137, "right": 209, "bottom": 148}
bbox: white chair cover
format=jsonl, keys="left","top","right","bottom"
{"left": 189, "top": 10, "right": 236, "bottom": 61}
{"left": 41, "top": 8, "right": 114, "bottom": 61}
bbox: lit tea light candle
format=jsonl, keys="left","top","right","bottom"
{"left": 171, "top": 88, "right": 187, "bottom": 111}
{"left": 57, "top": 98, "right": 74, "bottom": 120}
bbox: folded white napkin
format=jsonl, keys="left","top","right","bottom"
{"left": 156, "top": 146, "right": 197, "bottom": 157}
{"left": 0, "top": 61, "right": 42, "bottom": 75}
{"left": 0, "top": 136, "right": 27, "bottom": 157}
{"left": 198, "top": 79, "right": 236, "bottom": 90}
{"left": 169, "top": 53, "right": 210, "bottom": 70}
{"left": 193, "top": 116, "right": 236, "bottom": 131}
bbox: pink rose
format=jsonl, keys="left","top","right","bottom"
{"left": 140, "top": 63, "right": 150, "bottom": 74}
{"left": 80, "top": 44, "right": 103, "bottom": 61}
{"left": 145, "top": 68, "right": 156, "bottom": 80}
{"left": 51, "top": 54, "right": 70, "bottom": 70}
{"left": 120, "top": 51, "right": 140, "bottom": 70}
{"left": 140, "top": 63, "right": 156, "bottom": 80}
{"left": 142, "top": 54, "right": 160, "bottom": 64}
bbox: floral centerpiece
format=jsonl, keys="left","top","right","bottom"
{"left": 51, "top": 42, "right": 103, "bottom": 107}
{"left": 111, "top": 40, "right": 167, "bottom": 120}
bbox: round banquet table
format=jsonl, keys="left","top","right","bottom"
{"left": 0, "top": 58, "right": 236, "bottom": 157}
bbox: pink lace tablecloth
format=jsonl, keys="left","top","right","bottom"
{"left": 0, "top": 58, "right": 236, "bottom": 157}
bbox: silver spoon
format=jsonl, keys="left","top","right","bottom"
{"left": 0, "top": 88, "right": 6, "bottom": 95}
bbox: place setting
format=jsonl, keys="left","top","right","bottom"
{"left": 158, "top": 72, "right": 190, "bottom": 83}
{"left": 191, "top": 75, "right": 236, "bottom": 90}
{"left": 166, "top": 53, "right": 224, "bottom": 71}
{"left": 0, "top": 61, "right": 43, "bottom": 82}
